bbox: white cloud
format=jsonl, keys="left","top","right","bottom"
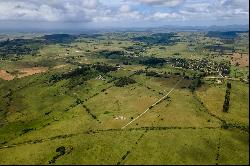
{"left": 0, "top": 0, "right": 100, "bottom": 22}
{"left": 148, "top": 12, "right": 181, "bottom": 20}
{"left": 181, "top": 0, "right": 248, "bottom": 21}
{"left": 81, "top": 0, "right": 100, "bottom": 9}
{"left": 136, "top": 0, "right": 184, "bottom": 7}
{"left": 0, "top": 0, "right": 248, "bottom": 26}
{"left": 119, "top": 5, "right": 131, "bottom": 13}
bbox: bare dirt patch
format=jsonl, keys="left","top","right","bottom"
{"left": 115, "top": 116, "right": 126, "bottom": 120}
{"left": 17, "top": 67, "right": 48, "bottom": 78}
{"left": 0, "top": 70, "right": 15, "bottom": 80}
{"left": 231, "top": 53, "right": 249, "bottom": 67}
{"left": 53, "top": 64, "right": 67, "bottom": 69}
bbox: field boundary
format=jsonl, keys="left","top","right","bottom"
{"left": 121, "top": 79, "right": 182, "bottom": 129}
{"left": 0, "top": 126, "right": 222, "bottom": 150}
{"left": 117, "top": 130, "right": 147, "bottom": 165}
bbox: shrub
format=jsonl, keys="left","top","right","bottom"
{"left": 56, "top": 146, "right": 66, "bottom": 155}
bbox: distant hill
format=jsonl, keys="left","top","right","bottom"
{"left": 154, "top": 24, "right": 249, "bottom": 32}
{"left": 0, "top": 24, "right": 248, "bottom": 33}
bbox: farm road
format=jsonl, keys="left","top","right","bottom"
{"left": 121, "top": 79, "right": 182, "bottom": 129}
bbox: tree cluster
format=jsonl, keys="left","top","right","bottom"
{"left": 132, "top": 33, "right": 179, "bottom": 45}
{"left": 188, "top": 76, "right": 203, "bottom": 92}
{"left": 223, "top": 82, "right": 231, "bottom": 113}
{"left": 114, "top": 77, "right": 136, "bottom": 87}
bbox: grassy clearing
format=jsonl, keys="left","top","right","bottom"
{"left": 128, "top": 88, "right": 221, "bottom": 128}
{"left": 0, "top": 130, "right": 143, "bottom": 165}
{"left": 84, "top": 84, "right": 161, "bottom": 129}
{"left": 196, "top": 81, "right": 249, "bottom": 126}
{"left": 0, "top": 32, "right": 248, "bottom": 164}
{"left": 123, "top": 129, "right": 248, "bottom": 165}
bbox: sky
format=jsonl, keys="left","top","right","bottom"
{"left": 0, "top": 0, "right": 249, "bottom": 30}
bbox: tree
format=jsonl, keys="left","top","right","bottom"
{"left": 188, "top": 76, "right": 203, "bottom": 92}
{"left": 226, "top": 82, "right": 231, "bottom": 89}
{"left": 223, "top": 82, "right": 231, "bottom": 113}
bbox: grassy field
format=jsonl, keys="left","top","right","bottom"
{"left": 196, "top": 81, "right": 249, "bottom": 126}
{"left": 0, "top": 32, "right": 248, "bottom": 164}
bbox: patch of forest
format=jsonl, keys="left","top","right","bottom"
{"left": 0, "top": 34, "right": 79, "bottom": 57}
{"left": 205, "top": 31, "right": 239, "bottom": 39}
{"left": 132, "top": 33, "right": 180, "bottom": 45}
{"left": 0, "top": 38, "right": 41, "bottom": 57}
{"left": 42, "top": 34, "right": 78, "bottom": 44}
{"left": 48, "top": 63, "right": 118, "bottom": 89}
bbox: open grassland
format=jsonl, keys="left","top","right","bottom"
{"left": 123, "top": 129, "right": 248, "bottom": 165}
{"left": 0, "top": 32, "right": 248, "bottom": 164}
{"left": 196, "top": 81, "right": 249, "bottom": 126}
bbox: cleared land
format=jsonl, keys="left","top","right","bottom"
{"left": 0, "top": 70, "right": 14, "bottom": 80}
{"left": 0, "top": 32, "right": 248, "bottom": 165}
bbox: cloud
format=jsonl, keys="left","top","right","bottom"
{"left": 0, "top": 0, "right": 100, "bottom": 22}
{"left": 220, "top": 0, "right": 249, "bottom": 10}
{"left": 93, "top": 5, "right": 142, "bottom": 23}
{"left": 81, "top": 0, "right": 100, "bottom": 9}
{"left": 147, "top": 12, "right": 182, "bottom": 20}
{"left": 180, "top": 0, "right": 249, "bottom": 21}
{"left": 135, "top": 0, "right": 185, "bottom": 7}
{"left": 119, "top": 5, "right": 131, "bottom": 13}
{"left": 0, "top": 0, "right": 248, "bottom": 27}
